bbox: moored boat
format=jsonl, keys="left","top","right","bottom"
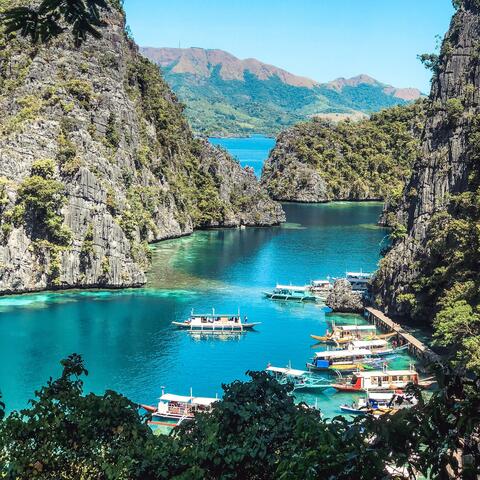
{"left": 263, "top": 284, "right": 317, "bottom": 302}
{"left": 307, "top": 279, "right": 333, "bottom": 297}
{"left": 340, "top": 391, "right": 417, "bottom": 415}
{"left": 306, "top": 349, "right": 383, "bottom": 373}
{"left": 172, "top": 309, "right": 260, "bottom": 331}
{"left": 266, "top": 365, "right": 331, "bottom": 392}
{"left": 348, "top": 339, "right": 409, "bottom": 357}
{"left": 345, "top": 271, "right": 372, "bottom": 292}
{"left": 142, "top": 391, "right": 218, "bottom": 422}
{"left": 331, "top": 367, "right": 432, "bottom": 393}
{"left": 311, "top": 324, "right": 377, "bottom": 345}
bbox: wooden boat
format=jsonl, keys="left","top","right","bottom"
{"left": 310, "top": 325, "right": 377, "bottom": 345}
{"left": 266, "top": 365, "right": 331, "bottom": 392}
{"left": 311, "top": 325, "right": 397, "bottom": 345}
{"left": 172, "top": 309, "right": 260, "bottom": 332}
{"left": 306, "top": 349, "right": 384, "bottom": 373}
{"left": 349, "top": 339, "right": 409, "bottom": 357}
{"left": 340, "top": 391, "right": 417, "bottom": 415}
{"left": 142, "top": 391, "right": 218, "bottom": 421}
{"left": 331, "top": 367, "right": 432, "bottom": 393}
{"left": 307, "top": 279, "right": 333, "bottom": 298}
{"left": 263, "top": 284, "right": 317, "bottom": 302}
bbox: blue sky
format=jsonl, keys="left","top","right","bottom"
{"left": 123, "top": 0, "right": 454, "bottom": 92}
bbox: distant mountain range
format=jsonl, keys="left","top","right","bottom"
{"left": 141, "top": 47, "right": 422, "bottom": 136}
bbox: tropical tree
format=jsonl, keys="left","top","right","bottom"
{"left": 1, "top": 0, "right": 117, "bottom": 46}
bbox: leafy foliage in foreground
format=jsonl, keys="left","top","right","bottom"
{"left": 1, "top": 0, "right": 121, "bottom": 46}
{"left": 0, "top": 356, "right": 479, "bottom": 479}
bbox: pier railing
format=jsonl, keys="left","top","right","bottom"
{"left": 365, "top": 307, "right": 440, "bottom": 363}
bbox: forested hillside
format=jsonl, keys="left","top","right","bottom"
{"left": 142, "top": 47, "right": 422, "bottom": 136}
{"left": 261, "top": 101, "right": 425, "bottom": 203}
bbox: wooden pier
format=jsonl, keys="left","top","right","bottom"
{"left": 365, "top": 307, "right": 440, "bottom": 363}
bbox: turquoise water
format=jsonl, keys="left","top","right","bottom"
{"left": 0, "top": 202, "right": 414, "bottom": 419}
{"left": 209, "top": 135, "right": 275, "bottom": 177}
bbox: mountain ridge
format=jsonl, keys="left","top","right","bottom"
{"left": 141, "top": 47, "right": 422, "bottom": 98}
{"left": 141, "top": 47, "right": 422, "bottom": 136}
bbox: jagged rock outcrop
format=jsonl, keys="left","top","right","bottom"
{"left": 326, "top": 279, "right": 364, "bottom": 313}
{"left": 261, "top": 103, "right": 424, "bottom": 203}
{"left": 0, "top": 3, "right": 284, "bottom": 294}
{"left": 373, "top": 0, "right": 480, "bottom": 318}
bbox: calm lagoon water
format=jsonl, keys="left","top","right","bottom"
{"left": 209, "top": 135, "right": 275, "bottom": 176}
{"left": 0, "top": 201, "right": 414, "bottom": 419}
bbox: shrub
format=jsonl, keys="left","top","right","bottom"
{"left": 64, "top": 79, "right": 93, "bottom": 107}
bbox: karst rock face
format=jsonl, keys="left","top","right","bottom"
{"left": 0, "top": 4, "right": 284, "bottom": 294}
{"left": 373, "top": 0, "right": 480, "bottom": 317}
{"left": 326, "top": 279, "right": 364, "bottom": 314}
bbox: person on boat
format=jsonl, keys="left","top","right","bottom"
{"left": 244, "top": 315, "right": 248, "bottom": 323}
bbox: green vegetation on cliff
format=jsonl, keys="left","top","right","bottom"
{"left": 262, "top": 100, "right": 425, "bottom": 202}
{"left": 373, "top": 0, "right": 480, "bottom": 374}
{"left": 389, "top": 116, "right": 480, "bottom": 372}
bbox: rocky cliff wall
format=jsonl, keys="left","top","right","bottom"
{"left": 373, "top": 0, "right": 480, "bottom": 318}
{"left": 0, "top": 5, "right": 284, "bottom": 294}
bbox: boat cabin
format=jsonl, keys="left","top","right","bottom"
{"left": 264, "top": 284, "right": 317, "bottom": 301}
{"left": 311, "top": 348, "right": 372, "bottom": 368}
{"left": 266, "top": 366, "right": 308, "bottom": 378}
{"left": 347, "top": 369, "right": 418, "bottom": 391}
{"left": 331, "top": 325, "right": 376, "bottom": 339}
{"left": 189, "top": 313, "right": 242, "bottom": 324}
{"left": 155, "top": 393, "right": 218, "bottom": 419}
{"left": 350, "top": 339, "right": 389, "bottom": 351}
{"left": 309, "top": 280, "right": 333, "bottom": 293}
{"left": 346, "top": 272, "right": 372, "bottom": 292}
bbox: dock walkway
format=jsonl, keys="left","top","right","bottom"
{"left": 365, "top": 307, "right": 440, "bottom": 363}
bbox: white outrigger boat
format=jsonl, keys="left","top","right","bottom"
{"left": 348, "top": 339, "right": 409, "bottom": 357}
{"left": 263, "top": 284, "right": 317, "bottom": 302}
{"left": 306, "top": 349, "right": 384, "bottom": 373}
{"left": 345, "top": 271, "right": 372, "bottom": 292}
{"left": 331, "top": 366, "right": 434, "bottom": 393}
{"left": 142, "top": 391, "right": 218, "bottom": 423}
{"left": 172, "top": 309, "right": 260, "bottom": 332}
{"left": 266, "top": 365, "right": 331, "bottom": 392}
{"left": 340, "top": 391, "right": 417, "bottom": 415}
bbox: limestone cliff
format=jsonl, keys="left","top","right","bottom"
{"left": 0, "top": 5, "right": 284, "bottom": 294}
{"left": 326, "top": 279, "right": 364, "bottom": 314}
{"left": 373, "top": 0, "right": 480, "bottom": 319}
{"left": 261, "top": 102, "right": 425, "bottom": 203}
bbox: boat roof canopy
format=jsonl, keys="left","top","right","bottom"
{"left": 311, "top": 280, "right": 330, "bottom": 285}
{"left": 160, "top": 394, "right": 218, "bottom": 406}
{"left": 337, "top": 325, "right": 376, "bottom": 331}
{"left": 190, "top": 313, "right": 240, "bottom": 318}
{"left": 160, "top": 394, "right": 192, "bottom": 403}
{"left": 266, "top": 366, "right": 307, "bottom": 376}
{"left": 314, "top": 348, "right": 371, "bottom": 358}
{"left": 346, "top": 272, "right": 372, "bottom": 278}
{"left": 356, "top": 370, "right": 417, "bottom": 378}
{"left": 368, "top": 392, "right": 396, "bottom": 401}
{"left": 276, "top": 284, "right": 308, "bottom": 291}
{"left": 351, "top": 339, "right": 389, "bottom": 348}
{"left": 191, "top": 397, "right": 218, "bottom": 406}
